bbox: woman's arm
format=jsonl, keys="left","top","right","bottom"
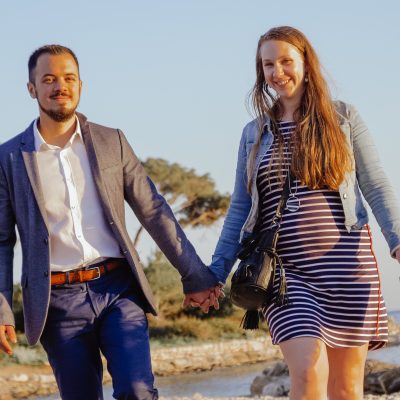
{"left": 209, "top": 126, "right": 253, "bottom": 283}
{"left": 349, "top": 105, "right": 400, "bottom": 257}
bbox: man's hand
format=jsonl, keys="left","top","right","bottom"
{"left": 0, "top": 325, "right": 17, "bottom": 355}
{"left": 396, "top": 248, "right": 400, "bottom": 263}
{"left": 183, "top": 286, "right": 224, "bottom": 313}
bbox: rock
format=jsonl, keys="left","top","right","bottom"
{"left": 251, "top": 359, "right": 400, "bottom": 396}
{"left": 250, "top": 361, "right": 290, "bottom": 396}
{"left": 365, "top": 360, "right": 400, "bottom": 394}
{"left": 151, "top": 337, "right": 282, "bottom": 376}
{"left": 388, "top": 316, "right": 400, "bottom": 346}
{"left": 8, "top": 373, "right": 29, "bottom": 382}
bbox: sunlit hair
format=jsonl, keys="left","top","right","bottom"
{"left": 28, "top": 44, "right": 80, "bottom": 84}
{"left": 247, "top": 26, "right": 351, "bottom": 192}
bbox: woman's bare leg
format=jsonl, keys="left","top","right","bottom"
{"left": 279, "top": 337, "right": 329, "bottom": 400}
{"left": 326, "top": 343, "right": 368, "bottom": 400}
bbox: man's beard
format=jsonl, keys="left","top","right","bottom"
{"left": 38, "top": 100, "right": 78, "bottom": 122}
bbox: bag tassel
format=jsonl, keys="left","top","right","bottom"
{"left": 276, "top": 266, "right": 289, "bottom": 307}
{"left": 240, "top": 309, "right": 260, "bottom": 330}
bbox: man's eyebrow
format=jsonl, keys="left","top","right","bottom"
{"left": 40, "top": 73, "right": 78, "bottom": 78}
{"left": 40, "top": 74, "right": 56, "bottom": 79}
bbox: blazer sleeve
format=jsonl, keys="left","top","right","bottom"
{"left": 0, "top": 161, "right": 17, "bottom": 326}
{"left": 349, "top": 104, "right": 400, "bottom": 256}
{"left": 117, "top": 130, "right": 219, "bottom": 293}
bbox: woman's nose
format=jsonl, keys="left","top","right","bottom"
{"left": 273, "top": 65, "right": 284, "bottom": 78}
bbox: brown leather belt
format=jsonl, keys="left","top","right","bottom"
{"left": 51, "top": 259, "right": 127, "bottom": 286}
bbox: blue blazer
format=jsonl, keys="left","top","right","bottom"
{"left": 0, "top": 113, "right": 218, "bottom": 345}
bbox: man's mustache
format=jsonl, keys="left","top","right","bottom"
{"left": 50, "top": 92, "right": 70, "bottom": 99}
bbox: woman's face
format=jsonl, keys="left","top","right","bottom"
{"left": 260, "top": 39, "right": 306, "bottom": 106}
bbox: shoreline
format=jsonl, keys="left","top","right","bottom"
{"left": 0, "top": 333, "right": 399, "bottom": 399}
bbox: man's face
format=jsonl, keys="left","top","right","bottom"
{"left": 27, "top": 53, "right": 82, "bottom": 122}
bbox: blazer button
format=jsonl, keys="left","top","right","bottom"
{"left": 44, "top": 238, "right": 48, "bottom": 244}
{"left": 44, "top": 271, "right": 49, "bottom": 277}
{"left": 109, "top": 221, "right": 114, "bottom": 225}
{"left": 342, "top": 193, "right": 348, "bottom": 199}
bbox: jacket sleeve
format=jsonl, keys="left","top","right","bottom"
{"left": 0, "top": 161, "right": 17, "bottom": 326}
{"left": 117, "top": 130, "right": 219, "bottom": 294}
{"left": 349, "top": 104, "right": 400, "bottom": 256}
{"left": 209, "top": 126, "right": 252, "bottom": 283}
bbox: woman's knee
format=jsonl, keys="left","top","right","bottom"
{"left": 327, "top": 344, "right": 367, "bottom": 400}
{"left": 328, "top": 373, "right": 364, "bottom": 400}
{"left": 290, "top": 360, "right": 327, "bottom": 387}
{"left": 329, "top": 384, "right": 363, "bottom": 400}
{"left": 280, "top": 338, "right": 328, "bottom": 397}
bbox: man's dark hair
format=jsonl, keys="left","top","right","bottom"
{"left": 28, "top": 44, "right": 79, "bottom": 83}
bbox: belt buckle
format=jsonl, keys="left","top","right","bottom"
{"left": 87, "top": 266, "right": 101, "bottom": 280}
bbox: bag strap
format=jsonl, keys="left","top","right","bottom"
{"left": 270, "top": 172, "right": 295, "bottom": 227}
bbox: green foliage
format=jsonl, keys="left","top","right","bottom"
{"left": 143, "top": 157, "right": 230, "bottom": 228}
{"left": 12, "top": 284, "right": 24, "bottom": 333}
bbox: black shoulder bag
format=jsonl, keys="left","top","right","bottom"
{"left": 230, "top": 173, "right": 293, "bottom": 329}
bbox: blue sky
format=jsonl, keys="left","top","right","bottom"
{"left": 1, "top": 0, "right": 399, "bottom": 309}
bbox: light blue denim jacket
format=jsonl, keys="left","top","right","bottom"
{"left": 210, "top": 101, "right": 400, "bottom": 283}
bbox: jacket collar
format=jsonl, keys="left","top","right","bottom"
{"left": 20, "top": 112, "right": 90, "bottom": 152}
{"left": 20, "top": 121, "right": 36, "bottom": 152}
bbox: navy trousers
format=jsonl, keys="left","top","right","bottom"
{"left": 40, "top": 262, "right": 158, "bottom": 400}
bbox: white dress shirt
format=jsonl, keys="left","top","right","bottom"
{"left": 34, "top": 118, "right": 122, "bottom": 272}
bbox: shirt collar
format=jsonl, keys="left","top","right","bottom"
{"left": 34, "top": 116, "right": 82, "bottom": 151}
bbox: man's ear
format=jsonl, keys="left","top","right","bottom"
{"left": 27, "top": 82, "right": 37, "bottom": 99}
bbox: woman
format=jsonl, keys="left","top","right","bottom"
{"left": 209, "top": 26, "right": 400, "bottom": 399}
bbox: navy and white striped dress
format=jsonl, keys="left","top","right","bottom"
{"left": 258, "top": 121, "right": 388, "bottom": 350}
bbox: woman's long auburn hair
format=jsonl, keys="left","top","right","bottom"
{"left": 247, "top": 26, "right": 351, "bottom": 192}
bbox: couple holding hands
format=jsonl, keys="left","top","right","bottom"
{"left": 0, "top": 26, "right": 399, "bottom": 400}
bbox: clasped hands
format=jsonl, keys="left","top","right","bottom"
{"left": 183, "top": 285, "right": 224, "bottom": 313}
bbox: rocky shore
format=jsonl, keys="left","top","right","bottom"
{"left": 251, "top": 360, "right": 400, "bottom": 397}
{"left": 0, "top": 318, "right": 399, "bottom": 399}
{"left": 158, "top": 395, "right": 400, "bottom": 400}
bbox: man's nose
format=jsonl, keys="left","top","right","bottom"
{"left": 53, "top": 78, "right": 67, "bottom": 91}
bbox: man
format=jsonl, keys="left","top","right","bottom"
{"left": 0, "top": 45, "right": 220, "bottom": 400}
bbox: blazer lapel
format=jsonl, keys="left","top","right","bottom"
{"left": 77, "top": 113, "right": 110, "bottom": 206}
{"left": 20, "top": 123, "right": 49, "bottom": 228}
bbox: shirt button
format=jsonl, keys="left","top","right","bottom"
{"left": 343, "top": 193, "right": 348, "bottom": 199}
